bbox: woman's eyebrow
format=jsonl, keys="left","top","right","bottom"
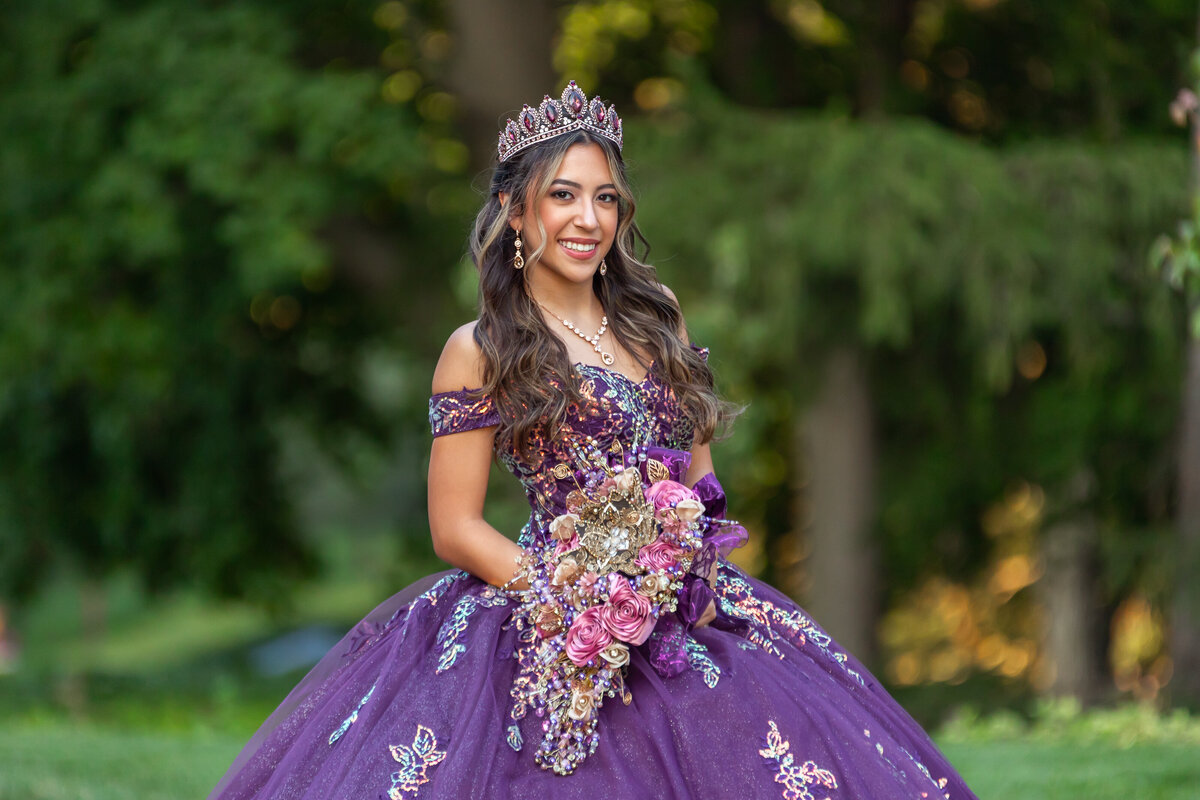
{"left": 550, "top": 179, "right": 617, "bottom": 191}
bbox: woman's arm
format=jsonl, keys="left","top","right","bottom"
{"left": 684, "top": 440, "right": 715, "bottom": 489}
{"left": 427, "top": 323, "right": 529, "bottom": 590}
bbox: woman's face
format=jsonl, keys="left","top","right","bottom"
{"left": 512, "top": 142, "right": 619, "bottom": 286}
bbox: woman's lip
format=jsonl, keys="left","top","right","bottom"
{"left": 558, "top": 240, "right": 598, "bottom": 260}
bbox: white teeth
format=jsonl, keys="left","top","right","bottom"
{"left": 559, "top": 241, "right": 596, "bottom": 252}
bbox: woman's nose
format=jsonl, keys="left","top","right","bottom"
{"left": 575, "top": 200, "right": 599, "bottom": 229}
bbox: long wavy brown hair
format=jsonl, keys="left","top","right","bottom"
{"left": 469, "top": 129, "right": 738, "bottom": 460}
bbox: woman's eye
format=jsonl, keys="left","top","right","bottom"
{"left": 598, "top": 193, "right": 618, "bottom": 203}
{"left": 552, "top": 190, "right": 573, "bottom": 200}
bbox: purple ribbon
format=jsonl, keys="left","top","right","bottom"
{"left": 638, "top": 446, "right": 692, "bottom": 484}
{"left": 647, "top": 615, "right": 690, "bottom": 677}
{"left": 691, "top": 471, "right": 748, "bottom": 557}
{"left": 643, "top": 467, "right": 749, "bottom": 678}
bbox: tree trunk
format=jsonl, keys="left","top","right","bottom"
{"left": 849, "top": 0, "right": 914, "bottom": 119}
{"left": 444, "top": 0, "right": 556, "bottom": 170}
{"left": 1038, "top": 470, "right": 1104, "bottom": 703}
{"left": 800, "top": 346, "right": 878, "bottom": 664}
{"left": 1171, "top": 336, "right": 1200, "bottom": 706}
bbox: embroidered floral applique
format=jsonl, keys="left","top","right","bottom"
{"left": 328, "top": 684, "right": 375, "bottom": 745}
{"left": 862, "top": 729, "right": 952, "bottom": 799}
{"left": 685, "top": 637, "right": 721, "bottom": 688}
{"left": 386, "top": 724, "right": 447, "bottom": 798}
{"left": 416, "top": 572, "right": 467, "bottom": 607}
{"left": 435, "top": 589, "right": 510, "bottom": 674}
{"left": 718, "top": 571, "right": 865, "bottom": 686}
{"left": 506, "top": 625, "right": 540, "bottom": 723}
{"left": 759, "top": 720, "right": 838, "bottom": 800}
{"left": 899, "top": 744, "right": 952, "bottom": 799}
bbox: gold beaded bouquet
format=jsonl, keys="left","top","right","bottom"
{"left": 505, "top": 446, "right": 710, "bottom": 775}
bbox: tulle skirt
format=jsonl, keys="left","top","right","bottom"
{"left": 208, "top": 561, "right": 977, "bottom": 799}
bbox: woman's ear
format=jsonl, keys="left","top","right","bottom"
{"left": 498, "top": 191, "right": 521, "bottom": 233}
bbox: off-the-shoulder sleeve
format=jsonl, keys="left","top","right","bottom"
{"left": 689, "top": 342, "right": 709, "bottom": 362}
{"left": 428, "top": 388, "right": 501, "bottom": 437}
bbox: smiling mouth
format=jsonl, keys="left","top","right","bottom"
{"left": 559, "top": 240, "right": 597, "bottom": 254}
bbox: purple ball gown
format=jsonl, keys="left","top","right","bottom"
{"left": 208, "top": 347, "right": 979, "bottom": 800}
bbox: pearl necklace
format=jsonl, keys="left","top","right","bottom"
{"left": 538, "top": 303, "right": 615, "bottom": 366}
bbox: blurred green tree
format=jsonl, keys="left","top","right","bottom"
{"left": 0, "top": 1, "right": 431, "bottom": 607}
{"left": 553, "top": 0, "right": 1196, "bottom": 141}
{"left": 633, "top": 89, "right": 1187, "bottom": 687}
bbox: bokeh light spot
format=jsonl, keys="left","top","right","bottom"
{"left": 382, "top": 70, "right": 421, "bottom": 104}
{"left": 1016, "top": 340, "right": 1047, "bottom": 380}
{"left": 270, "top": 296, "right": 301, "bottom": 330}
{"left": 373, "top": 2, "right": 407, "bottom": 31}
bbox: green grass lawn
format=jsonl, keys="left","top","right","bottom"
{"left": 0, "top": 723, "right": 241, "bottom": 800}
{"left": 1, "top": 721, "right": 1198, "bottom": 800}
{"left": 941, "top": 740, "right": 1200, "bottom": 799}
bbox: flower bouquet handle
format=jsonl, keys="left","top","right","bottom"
{"left": 502, "top": 443, "right": 746, "bottom": 775}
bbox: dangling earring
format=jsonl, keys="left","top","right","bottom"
{"left": 513, "top": 233, "right": 524, "bottom": 270}
{"left": 599, "top": 259, "right": 607, "bottom": 276}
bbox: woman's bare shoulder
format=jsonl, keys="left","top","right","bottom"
{"left": 431, "top": 321, "right": 486, "bottom": 394}
{"left": 656, "top": 282, "right": 689, "bottom": 340}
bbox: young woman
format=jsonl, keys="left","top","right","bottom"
{"left": 209, "top": 82, "right": 978, "bottom": 799}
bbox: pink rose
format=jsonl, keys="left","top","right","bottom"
{"left": 553, "top": 533, "right": 579, "bottom": 558}
{"left": 656, "top": 514, "right": 691, "bottom": 539}
{"left": 644, "top": 480, "right": 698, "bottom": 511}
{"left": 600, "top": 574, "right": 656, "bottom": 645}
{"left": 565, "top": 606, "right": 613, "bottom": 665}
{"left": 596, "top": 476, "right": 616, "bottom": 494}
{"left": 578, "top": 571, "right": 601, "bottom": 595}
{"left": 635, "top": 538, "right": 685, "bottom": 572}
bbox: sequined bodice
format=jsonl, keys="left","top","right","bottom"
{"left": 429, "top": 351, "right": 706, "bottom": 547}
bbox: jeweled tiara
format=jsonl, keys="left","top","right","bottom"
{"left": 497, "top": 80, "right": 623, "bottom": 163}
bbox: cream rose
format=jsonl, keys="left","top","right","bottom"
{"left": 674, "top": 497, "right": 705, "bottom": 523}
{"left": 599, "top": 642, "right": 631, "bottom": 668}
{"left": 552, "top": 557, "right": 582, "bottom": 587}
{"left": 637, "top": 573, "right": 669, "bottom": 597}
{"left": 614, "top": 468, "right": 640, "bottom": 494}
{"left": 567, "top": 686, "right": 596, "bottom": 721}
{"left": 550, "top": 513, "right": 580, "bottom": 541}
